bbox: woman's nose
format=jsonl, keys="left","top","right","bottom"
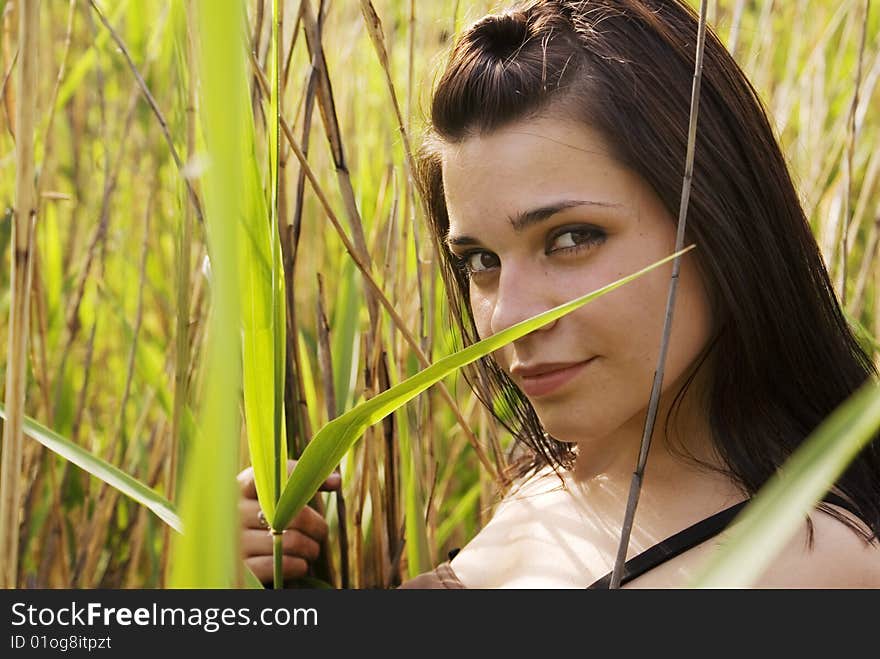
{"left": 489, "top": 264, "right": 558, "bottom": 336}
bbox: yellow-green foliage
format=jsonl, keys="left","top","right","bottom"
{"left": 0, "top": 0, "right": 877, "bottom": 588}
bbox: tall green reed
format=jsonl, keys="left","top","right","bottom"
{"left": 169, "top": 0, "right": 245, "bottom": 588}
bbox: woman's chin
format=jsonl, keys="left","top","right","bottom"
{"left": 539, "top": 418, "right": 603, "bottom": 445}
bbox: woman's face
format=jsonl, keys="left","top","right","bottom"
{"left": 441, "top": 116, "right": 714, "bottom": 445}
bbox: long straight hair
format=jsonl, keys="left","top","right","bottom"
{"left": 417, "top": 0, "right": 880, "bottom": 541}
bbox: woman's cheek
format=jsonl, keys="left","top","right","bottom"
{"left": 470, "top": 294, "right": 495, "bottom": 339}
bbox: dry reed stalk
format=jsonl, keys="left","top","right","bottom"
{"left": 300, "top": 1, "right": 372, "bottom": 271}
{"left": 0, "top": 0, "right": 40, "bottom": 590}
{"left": 317, "top": 274, "right": 350, "bottom": 588}
{"left": 376, "top": 342, "right": 400, "bottom": 586}
{"left": 839, "top": 0, "right": 870, "bottom": 308}
{"left": 609, "top": 0, "right": 709, "bottom": 589}
{"left": 299, "top": 3, "right": 393, "bottom": 475}
{"left": 280, "top": 9, "right": 316, "bottom": 458}
{"left": 352, "top": 416, "right": 370, "bottom": 589}
{"left": 298, "top": 18, "right": 402, "bottom": 538}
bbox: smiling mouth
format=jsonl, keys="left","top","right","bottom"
{"left": 515, "top": 358, "right": 597, "bottom": 398}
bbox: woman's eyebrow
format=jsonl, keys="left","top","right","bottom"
{"left": 445, "top": 199, "right": 621, "bottom": 248}
{"left": 509, "top": 199, "right": 621, "bottom": 232}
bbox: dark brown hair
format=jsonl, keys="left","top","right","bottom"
{"left": 417, "top": 0, "right": 880, "bottom": 540}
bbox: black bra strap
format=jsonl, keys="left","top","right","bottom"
{"left": 587, "top": 500, "right": 749, "bottom": 589}
{"left": 587, "top": 492, "right": 858, "bottom": 589}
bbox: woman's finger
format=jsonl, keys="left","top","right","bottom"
{"left": 241, "top": 495, "right": 333, "bottom": 540}
{"left": 281, "top": 530, "right": 321, "bottom": 561}
{"left": 241, "top": 529, "right": 275, "bottom": 558}
{"left": 287, "top": 504, "right": 329, "bottom": 542}
{"left": 241, "top": 528, "right": 320, "bottom": 562}
{"left": 240, "top": 499, "right": 269, "bottom": 530}
{"left": 236, "top": 466, "right": 258, "bottom": 499}
{"left": 244, "top": 555, "right": 308, "bottom": 584}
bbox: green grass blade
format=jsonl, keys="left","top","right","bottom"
{"left": 297, "top": 331, "right": 320, "bottom": 432}
{"left": 690, "top": 377, "right": 880, "bottom": 587}
{"left": 0, "top": 403, "right": 181, "bottom": 533}
{"left": 243, "top": 564, "right": 266, "bottom": 589}
{"left": 168, "top": 0, "right": 244, "bottom": 588}
{"left": 391, "top": 365, "right": 430, "bottom": 577}
{"left": 238, "top": 97, "right": 288, "bottom": 528}
{"left": 273, "top": 246, "right": 694, "bottom": 530}
{"left": 331, "top": 259, "right": 361, "bottom": 414}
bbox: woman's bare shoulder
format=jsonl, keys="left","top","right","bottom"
{"left": 447, "top": 464, "right": 568, "bottom": 587}
{"left": 753, "top": 505, "right": 880, "bottom": 588}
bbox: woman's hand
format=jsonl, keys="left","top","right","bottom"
{"left": 238, "top": 459, "right": 341, "bottom": 585}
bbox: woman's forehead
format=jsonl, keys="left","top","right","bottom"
{"left": 439, "top": 116, "right": 615, "bottom": 169}
{"left": 440, "top": 117, "right": 638, "bottom": 225}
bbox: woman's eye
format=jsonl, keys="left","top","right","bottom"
{"left": 463, "top": 251, "right": 499, "bottom": 274}
{"left": 548, "top": 228, "right": 605, "bottom": 253}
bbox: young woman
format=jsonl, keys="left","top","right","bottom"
{"left": 239, "top": 0, "right": 880, "bottom": 588}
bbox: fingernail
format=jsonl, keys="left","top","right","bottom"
{"left": 326, "top": 472, "right": 341, "bottom": 487}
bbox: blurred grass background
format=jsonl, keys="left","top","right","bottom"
{"left": 0, "top": 0, "right": 877, "bottom": 588}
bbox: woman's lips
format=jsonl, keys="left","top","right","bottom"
{"left": 516, "top": 358, "right": 596, "bottom": 398}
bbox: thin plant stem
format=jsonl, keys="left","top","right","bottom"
{"left": 608, "top": 0, "right": 710, "bottom": 590}
{"left": 0, "top": 0, "right": 40, "bottom": 590}
{"left": 272, "top": 0, "right": 285, "bottom": 591}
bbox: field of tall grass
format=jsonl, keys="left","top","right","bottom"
{"left": 0, "top": 0, "right": 878, "bottom": 589}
